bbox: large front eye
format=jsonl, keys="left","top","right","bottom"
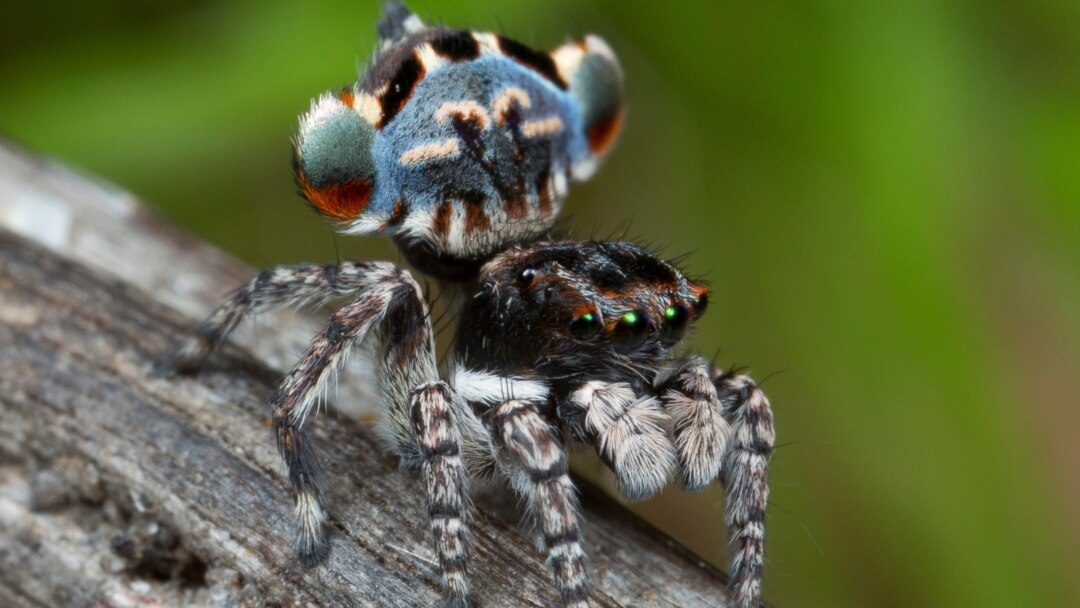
{"left": 569, "top": 311, "right": 604, "bottom": 340}
{"left": 611, "top": 310, "right": 648, "bottom": 352}
{"left": 660, "top": 304, "right": 690, "bottom": 345}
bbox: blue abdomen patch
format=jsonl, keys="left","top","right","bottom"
{"left": 293, "top": 3, "right": 623, "bottom": 273}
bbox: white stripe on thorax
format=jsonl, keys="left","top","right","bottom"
{"left": 451, "top": 367, "right": 550, "bottom": 404}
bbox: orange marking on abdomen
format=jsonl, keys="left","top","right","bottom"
{"left": 463, "top": 200, "right": 490, "bottom": 234}
{"left": 339, "top": 88, "right": 355, "bottom": 107}
{"left": 537, "top": 177, "right": 554, "bottom": 216}
{"left": 587, "top": 108, "right": 624, "bottom": 156}
{"left": 299, "top": 171, "right": 372, "bottom": 221}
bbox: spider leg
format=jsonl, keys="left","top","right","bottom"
{"left": 268, "top": 264, "right": 474, "bottom": 606}
{"left": 492, "top": 400, "right": 589, "bottom": 608}
{"left": 409, "top": 381, "right": 472, "bottom": 607}
{"left": 659, "top": 359, "right": 772, "bottom": 607}
{"left": 563, "top": 381, "right": 676, "bottom": 500}
{"left": 716, "top": 369, "right": 775, "bottom": 608}
{"left": 161, "top": 262, "right": 377, "bottom": 374}
{"left": 269, "top": 263, "right": 405, "bottom": 564}
{"left": 660, "top": 358, "right": 732, "bottom": 491}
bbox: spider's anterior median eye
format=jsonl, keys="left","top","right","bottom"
{"left": 569, "top": 311, "right": 604, "bottom": 340}
{"left": 660, "top": 304, "right": 690, "bottom": 345}
{"left": 611, "top": 310, "right": 648, "bottom": 351}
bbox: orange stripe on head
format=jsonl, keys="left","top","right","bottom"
{"left": 571, "top": 304, "right": 598, "bottom": 319}
{"left": 689, "top": 284, "right": 710, "bottom": 317}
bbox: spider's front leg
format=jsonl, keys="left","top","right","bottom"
{"left": 492, "top": 400, "right": 589, "bottom": 608}
{"left": 661, "top": 358, "right": 775, "bottom": 608}
{"left": 562, "top": 382, "right": 676, "bottom": 500}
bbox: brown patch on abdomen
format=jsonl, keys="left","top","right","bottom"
{"left": 463, "top": 199, "right": 490, "bottom": 234}
{"left": 537, "top": 168, "right": 554, "bottom": 216}
{"left": 338, "top": 87, "right": 355, "bottom": 107}
{"left": 432, "top": 201, "right": 453, "bottom": 240}
{"left": 503, "top": 196, "right": 528, "bottom": 220}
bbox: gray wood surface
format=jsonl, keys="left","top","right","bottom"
{"left": 0, "top": 141, "right": 734, "bottom": 607}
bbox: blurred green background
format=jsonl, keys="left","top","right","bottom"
{"left": 3, "top": 1, "right": 1078, "bottom": 606}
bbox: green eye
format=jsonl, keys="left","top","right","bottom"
{"left": 569, "top": 311, "right": 603, "bottom": 339}
{"left": 660, "top": 304, "right": 689, "bottom": 345}
{"left": 611, "top": 310, "right": 648, "bottom": 352}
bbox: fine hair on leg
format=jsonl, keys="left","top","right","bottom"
{"left": 716, "top": 370, "right": 775, "bottom": 608}
{"left": 564, "top": 381, "right": 676, "bottom": 500}
{"left": 661, "top": 357, "right": 732, "bottom": 491}
{"left": 410, "top": 381, "right": 472, "bottom": 607}
{"left": 269, "top": 264, "right": 405, "bottom": 564}
{"left": 162, "top": 261, "right": 385, "bottom": 374}
{"left": 493, "top": 400, "right": 589, "bottom": 608}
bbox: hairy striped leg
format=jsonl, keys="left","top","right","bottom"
{"left": 409, "top": 382, "right": 472, "bottom": 607}
{"left": 715, "top": 371, "right": 774, "bottom": 608}
{"left": 268, "top": 265, "right": 405, "bottom": 564}
{"left": 492, "top": 400, "right": 589, "bottom": 608}
{"left": 660, "top": 358, "right": 733, "bottom": 491}
{"left": 161, "top": 261, "right": 381, "bottom": 374}
{"left": 265, "top": 265, "right": 473, "bottom": 607}
{"left": 564, "top": 381, "right": 676, "bottom": 500}
{"left": 661, "top": 360, "right": 772, "bottom": 607}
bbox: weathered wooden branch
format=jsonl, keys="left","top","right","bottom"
{"left": 0, "top": 140, "right": 733, "bottom": 607}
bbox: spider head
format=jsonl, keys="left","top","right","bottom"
{"left": 457, "top": 241, "right": 708, "bottom": 382}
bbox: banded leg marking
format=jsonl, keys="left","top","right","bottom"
{"left": 493, "top": 400, "right": 589, "bottom": 608}
{"left": 272, "top": 279, "right": 399, "bottom": 564}
{"left": 163, "top": 261, "right": 384, "bottom": 373}
{"left": 410, "top": 381, "right": 471, "bottom": 607}
{"left": 716, "top": 371, "right": 774, "bottom": 608}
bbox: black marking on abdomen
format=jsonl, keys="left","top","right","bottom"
{"left": 497, "top": 36, "right": 568, "bottom": 90}
{"left": 379, "top": 54, "right": 425, "bottom": 128}
{"left": 432, "top": 30, "right": 480, "bottom": 61}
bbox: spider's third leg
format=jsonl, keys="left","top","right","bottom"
{"left": 564, "top": 381, "right": 676, "bottom": 500}
{"left": 493, "top": 400, "right": 589, "bottom": 608}
{"left": 716, "top": 370, "right": 775, "bottom": 608}
{"left": 162, "top": 261, "right": 379, "bottom": 373}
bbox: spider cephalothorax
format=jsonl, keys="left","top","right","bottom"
{"left": 457, "top": 241, "right": 709, "bottom": 384}
{"left": 165, "top": 4, "right": 773, "bottom": 608}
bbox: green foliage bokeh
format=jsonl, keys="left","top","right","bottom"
{"left": 3, "top": 1, "right": 1078, "bottom": 606}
